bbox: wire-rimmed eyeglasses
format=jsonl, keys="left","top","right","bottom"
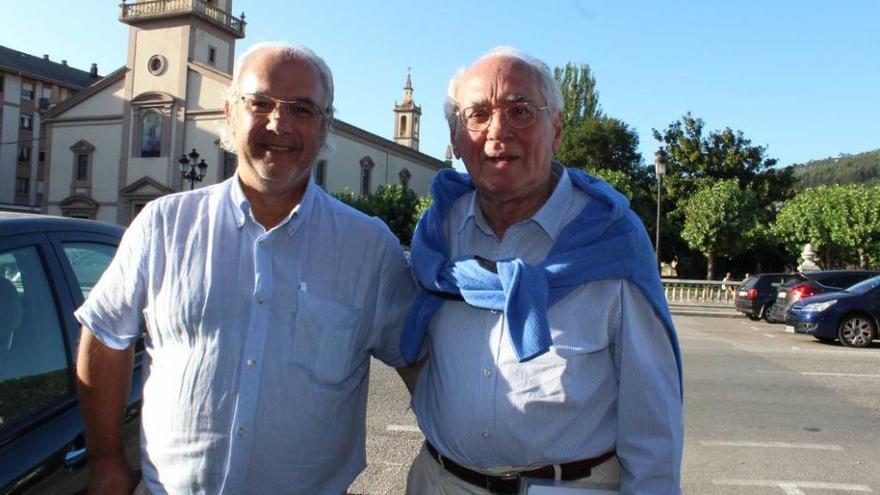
{"left": 456, "top": 102, "right": 552, "bottom": 132}
{"left": 240, "top": 93, "right": 329, "bottom": 122}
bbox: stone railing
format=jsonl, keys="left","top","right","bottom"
{"left": 662, "top": 279, "right": 741, "bottom": 305}
{"left": 120, "top": 0, "right": 246, "bottom": 36}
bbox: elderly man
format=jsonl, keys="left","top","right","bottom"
{"left": 75, "top": 42, "right": 416, "bottom": 495}
{"left": 402, "top": 47, "right": 683, "bottom": 494}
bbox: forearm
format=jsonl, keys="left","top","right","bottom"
{"left": 76, "top": 326, "right": 135, "bottom": 461}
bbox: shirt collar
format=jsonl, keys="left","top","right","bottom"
{"left": 458, "top": 161, "right": 572, "bottom": 242}
{"left": 227, "top": 172, "right": 318, "bottom": 236}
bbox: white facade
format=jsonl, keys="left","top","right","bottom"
{"left": 43, "top": 1, "right": 448, "bottom": 225}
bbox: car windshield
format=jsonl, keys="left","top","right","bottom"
{"left": 741, "top": 277, "right": 759, "bottom": 289}
{"left": 844, "top": 274, "right": 880, "bottom": 294}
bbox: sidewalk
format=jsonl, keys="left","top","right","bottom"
{"left": 668, "top": 303, "right": 740, "bottom": 318}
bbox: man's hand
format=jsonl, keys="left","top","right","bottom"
{"left": 87, "top": 456, "right": 137, "bottom": 495}
{"left": 77, "top": 327, "right": 137, "bottom": 494}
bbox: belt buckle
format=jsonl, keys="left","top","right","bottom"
{"left": 485, "top": 472, "right": 521, "bottom": 494}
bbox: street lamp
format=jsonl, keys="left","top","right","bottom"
{"left": 654, "top": 150, "right": 668, "bottom": 268}
{"left": 179, "top": 148, "right": 208, "bottom": 190}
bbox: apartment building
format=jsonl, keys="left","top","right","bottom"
{"left": 0, "top": 46, "right": 101, "bottom": 211}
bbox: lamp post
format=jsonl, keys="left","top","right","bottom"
{"left": 654, "top": 150, "right": 668, "bottom": 268}
{"left": 179, "top": 148, "right": 208, "bottom": 190}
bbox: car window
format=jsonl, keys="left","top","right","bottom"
{"left": 742, "top": 277, "right": 760, "bottom": 289}
{"left": 0, "top": 246, "right": 72, "bottom": 430}
{"left": 61, "top": 243, "right": 117, "bottom": 299}
{"left": 846, "top": 275, "right": 880, "bottom": 293}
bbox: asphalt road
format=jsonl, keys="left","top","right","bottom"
{"left": 350, "top": 315, "right": 880, "bottom": 494}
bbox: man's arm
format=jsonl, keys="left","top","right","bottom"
{"left": 614, "top": 281, "right": 683, "bottom": 494}
{"left": 76, "top": 326, "right": 137, "bottom": 495}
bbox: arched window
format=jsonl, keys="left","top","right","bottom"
{"left": 399, "top": 168, "right": 411, "bottom": 187}
{"left": 140, "top": 111, "right": 163, "bottom": 158}
{"left": 400, "top": 115, "right": 407, "bottom": 136}
{"left": 359, "top": 156, "right": 375, "bottom": 195}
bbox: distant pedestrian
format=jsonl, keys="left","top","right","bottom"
{"left": 722, "top": 272, "right": 735, "bottom": 297}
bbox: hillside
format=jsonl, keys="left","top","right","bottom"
{"left": 787, "top": 149, "right": 880, "bottom": 189}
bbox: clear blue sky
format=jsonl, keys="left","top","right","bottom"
{"left": 4, "top": 0, "right": 878, "bottom": 169}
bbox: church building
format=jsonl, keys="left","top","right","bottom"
{"left": 41, "top": 0, "right": 448, "bottom": 225}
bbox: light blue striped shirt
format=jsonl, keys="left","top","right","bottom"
{"left": 411, "top": 165, "right": 683, "bottom": 493}
{"left": 76, "top": 176, "right": 416, "bottom": 495}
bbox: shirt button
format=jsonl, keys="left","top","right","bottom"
{"left": 483, "top": 368, "right": 492, "bottom": 377}
{"left": 237, "top": 426, "right": 245, "bottom": 436}
{"left": 256, "top": 294, "right": 265, "bottom": 304}
{"left": 246, "top": 359, "right": 256, "bottom": 367}
{"left": 258, "top": 240, "right": 265, "bottom": 246}
{"left": 482, "top": 431, "right": 492, "bottom": 439}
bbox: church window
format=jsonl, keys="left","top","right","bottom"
{"left": 208, "top": 46, "right": 217, "bottom": 65}
{"left": 70, "top": 140, "right": 95, "bottom": 187}
{"left": 399, "top": 168, "right": 411, "bottom": 186}
{"left": 400, "top": 115, "right": 407, "bottom": 135}
{"left": 76, "top": 154, "right": 89, "bottom": 181}
{"left": 140, "top": 111, "right": 163, "bottom": 158}
{"left": 359, "top": 156, "right": 375, "bottom": 195}
{"left": 147, "top": 55, "right": 168, "bottom": 76}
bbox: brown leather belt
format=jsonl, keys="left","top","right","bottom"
{"left": 425, "top": 441, "right": 615, "bottom": 494}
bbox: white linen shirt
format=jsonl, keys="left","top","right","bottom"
{"left": 411, "top": 166, "right": 683, "bottom": 494}
{"left": 75, "top": 176, "right": 416, "bottom": 495}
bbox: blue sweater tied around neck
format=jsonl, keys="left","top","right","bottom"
{"left": 401, "top": 166, "right": 682, "bottom": 394}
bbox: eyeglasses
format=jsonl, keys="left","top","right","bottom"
{"left": 457, "top": 102, "right": 552, "bottom": 132}
{"left": 240, "top": 93, "right": 328, "bottom": 122}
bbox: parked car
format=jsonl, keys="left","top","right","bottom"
{"left": 734, "top": 273, "right": 798, "bottom": 321}
{"left": 0, "top": 213, "right": 142, "bottom": 494}
{"left": 765, "top": 270, "right": 880, "bottom": 324}
{"left": 790, "top": 274, "right": 880, "bottom": 347}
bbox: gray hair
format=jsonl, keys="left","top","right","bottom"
{"left": 443, "top": 46, "right": 563, "bottom": 129}
{"left": 220, "top": 41, "right": 336, "bottom": 158}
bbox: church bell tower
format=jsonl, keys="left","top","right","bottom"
{"left": 393, "top": 69, "right": 421, "bottom": 151}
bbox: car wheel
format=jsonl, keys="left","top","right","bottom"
{"left": 837, "top": 315, "right": 877, "bottom": 348}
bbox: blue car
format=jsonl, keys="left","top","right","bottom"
{"left": 791, "top": 274, "right": 880, "bottom": 348}
{"left": 0, "top": 213, "right": 142, "bottom": 494}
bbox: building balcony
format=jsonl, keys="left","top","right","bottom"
{"left": 119, "top": 0, "right": 245, "bottom": 38}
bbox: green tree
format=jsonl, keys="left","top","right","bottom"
{"left": 652, "top": 113, "right": 792, "bottom": 211}
{"left": 552, "top": 63, "right": 653, "bottom": 228}
{"left": 652, "top": 113, "right": 795, "bottom": 277}
{"left": 681, "top": 180, "right": 759, "bottom": 279}
{"left": 553, "top": 62, "right": 601, "bottom": 130}
{"left": 773, "top": 185, "right": 880, "bottom": 269}
{"left": 333, "top": 183, "right": 429, "bottom": 246}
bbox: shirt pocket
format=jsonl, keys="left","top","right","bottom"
{"left": 291, "top": 291, "right": 364, "bottom": 386}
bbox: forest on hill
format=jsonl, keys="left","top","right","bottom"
{"left": 788, "top": 149, "right": 880, "bottom": 189}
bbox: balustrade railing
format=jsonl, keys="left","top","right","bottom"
{"left": 662, "top": 279, "right": 741, "bottom": 305}
{"left": 120, "top": 0, "right": 245, "bottom": 35}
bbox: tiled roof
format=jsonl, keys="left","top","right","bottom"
{"left": 0, "top": 45, "right": 101, "bottom": 89}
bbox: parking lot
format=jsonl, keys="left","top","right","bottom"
{"left": 351, "top": 314, "right": 880, "bottom": 494}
